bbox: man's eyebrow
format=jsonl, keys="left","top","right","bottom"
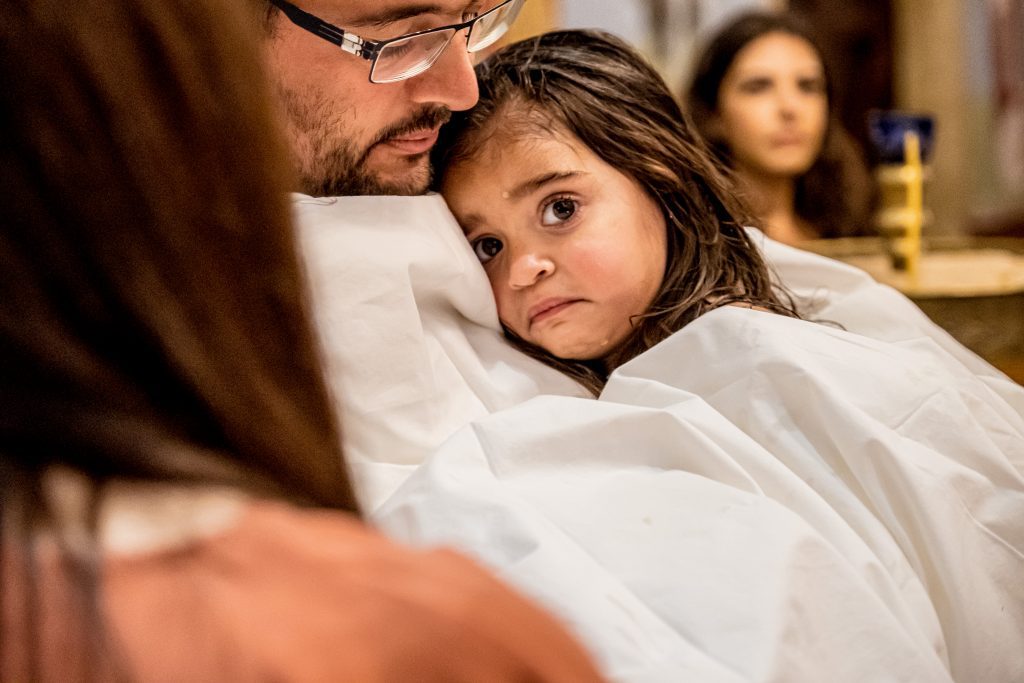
{"left": 344, "top": 4, "right": 448, "bottom": 29}
{"left": 508, "top": 170, "right": 583, "bottom": 201}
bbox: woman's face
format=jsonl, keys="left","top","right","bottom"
{"left": 441, "top": 123, "right": 667, "bottom": 361}
{"left": 714, "top": 31, "right": 828, "bottom": 180}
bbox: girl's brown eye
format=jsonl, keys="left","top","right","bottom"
{"left": 799, "top": 77, "right": 826, "bottom": 94}
{"left": 472, "top": 236, "right": 503, "bottom": 263}
{"left": 542, "top": 197, "right": 579, "bottom": 225}
{"left": 738, "top": 77, "right": 771, "bottom": 93}
{"left": 552, "top": 199, "right": 576, "bottom": 220}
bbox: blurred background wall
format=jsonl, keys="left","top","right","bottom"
{"left": 499, "top": 0, "right": 1024, "bottom": 241}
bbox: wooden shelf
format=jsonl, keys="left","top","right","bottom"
{"left": 802, "top": 236, "right": 1024, "bottom": 384}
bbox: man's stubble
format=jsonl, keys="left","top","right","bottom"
{"left": 277, "top": 84, "right": 450, "bottom": 196}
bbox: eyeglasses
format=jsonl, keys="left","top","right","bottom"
{"left": 268, "top": 0, "right": 525, "bottom": 84}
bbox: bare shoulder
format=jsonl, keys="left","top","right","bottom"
{"left": 104, "top": 499, "right": 605, "bottom": 682}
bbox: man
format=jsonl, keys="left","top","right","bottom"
{"left": 260, "top": 0, "right": 517, "bottom": 196}
{"left": 256, "top": 0, "right": 584, "bottom": 506}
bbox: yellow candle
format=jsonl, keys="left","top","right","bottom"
{"left": 904, "top": 131, "right": 924, "bottom": 283}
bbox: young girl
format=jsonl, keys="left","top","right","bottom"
{"left": 435, "top": 29, "right": 799, "bottom": 394}
{"left": 685, "top": 11, "right": 872, "bottom": 244}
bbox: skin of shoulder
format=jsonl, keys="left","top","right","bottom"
{"left": 98, "top": 499, "right": 606, "bottom": 681}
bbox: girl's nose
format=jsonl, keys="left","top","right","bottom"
{"left": 508, "top": 252, "right": 555, "bottom": 289}
{"left": 777, "top": 86, "right": 801, "bottom": 118}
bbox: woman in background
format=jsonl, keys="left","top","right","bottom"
{"left": 686, "top": 11, "right": 873, "bottom": 244}
{"left": 0, "top": 0, "right": 605, "bottom": 680}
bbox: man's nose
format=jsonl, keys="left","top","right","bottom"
{"left": 407, "top": 32, "right": 479, "bottom": 111}
{"left": 508, "top": 251, "right": 555, "bottom": 290}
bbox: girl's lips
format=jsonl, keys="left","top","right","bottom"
{"left": 382, "top": 127, "right": 440, "bottom": 155}
{"left": 770, "top": 134, "right": 808, "bottom": 147}
{"left": 529, "top": 298, "right": 583, "bottom": 327}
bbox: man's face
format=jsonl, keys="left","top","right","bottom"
{"left": 265, "top": 0, "right": 484, "bottom": 196}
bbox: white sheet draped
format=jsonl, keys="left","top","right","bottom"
{"left": 296, "top": 195, "right": 588, "bottom": 505}
{"left": 298, "top": 194, "right": 1024, "bottom": 683}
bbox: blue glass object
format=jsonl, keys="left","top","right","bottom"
{"left": 867, "top": 110, "right": 936, "bottom": 164}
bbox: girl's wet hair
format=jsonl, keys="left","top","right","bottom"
{"left": 685, "top": 11, "right": 872, "bottom": 238}
{"left": 435, "top": 29, "right": 799, "bottom": 394}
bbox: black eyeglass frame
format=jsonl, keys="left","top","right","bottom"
{"left": 267, "top": 0, "right": 522, "bottom": 83}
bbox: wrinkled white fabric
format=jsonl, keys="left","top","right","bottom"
{"left": 296, "top": 195, "right": 588, "bottom": 504}
{"left": 298, "top": 194, "right": 1024, "bottom": 682}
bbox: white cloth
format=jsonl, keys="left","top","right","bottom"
{"left": 298, "top": 194, "right": 1024, "bottom": 683}
{"left": 296, "top": 195, "right": 588, "bottom": 504}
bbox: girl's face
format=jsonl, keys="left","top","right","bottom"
{"left": 714, "top": 31, "right": 828, "bottom": 179}
{"left": 441, "top": 124, "right": 667, "bottom": 361}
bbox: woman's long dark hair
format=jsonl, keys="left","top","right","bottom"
{"left": 686, "top": 11, "right": 872, "bottom": 238}
{"left": 435, "top": 29, "right": 799, "bottom": 395}
{"left": 1, "top": 0, "right": 357, "bottom": 675}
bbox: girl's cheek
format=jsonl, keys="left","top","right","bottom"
{"left": 492, "top": 284, "right": 514, "bottom": 326}
{"left": 488, "top": 268, "right": 506, "bottom": 296}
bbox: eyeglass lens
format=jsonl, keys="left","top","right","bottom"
{"left": 370, "top": 0, "right": 523, "bottom": 83}
{"left": 466, "top": 0, "right": 522, "bottom": 52}
{"left": 373, "top": 30, "right": 456, "bottom": 82}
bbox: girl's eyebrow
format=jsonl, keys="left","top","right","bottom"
{"left": 459, "top": 170, "right": 585, "bottom": 231}
{"left": 506, "top": 170, "right": 583, "bottom": 201}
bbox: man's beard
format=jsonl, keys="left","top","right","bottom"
{"left": 280, "top": 89, "right": 451, "bottom": 196}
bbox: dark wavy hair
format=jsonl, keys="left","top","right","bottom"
{"left": 1, "top": 0, "right": 357, "bottom": 675}
{"left": 434, "top": 29, "right": 799, "bottom": 395}
{"left": 686, "top": 11, "right": 872, "bottom": 239}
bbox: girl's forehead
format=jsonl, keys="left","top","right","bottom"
{"left": 730, "top": 31, "right": 822, "bottom": 74}
{"left": 462, "top": 112, "right": 582, "bottom": 164}
{"left": 442, "top": 122, "right": 603, "bottom": 202}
